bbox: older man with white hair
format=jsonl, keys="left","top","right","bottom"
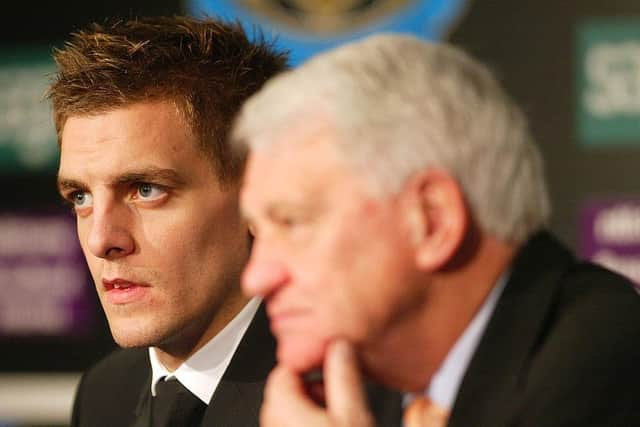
{"left": 233, "top": 34, "right": 640, "bottom": 427}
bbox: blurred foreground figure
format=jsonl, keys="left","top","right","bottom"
{"left": 234, "top": 34, "right": 640, "bottom": 427}
{"left": 48, "top": 16, "right": 287, "bottom": 427}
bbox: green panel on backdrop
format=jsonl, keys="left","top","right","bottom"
{"left": 577, "top": 19, "right": 640, "bottom": 147}
{"left": 0, "top": 46, "right": 58, "bottom": 173}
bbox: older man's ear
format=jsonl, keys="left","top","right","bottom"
{"left": 402, "top": 169, "right": 468, "bottom": 272}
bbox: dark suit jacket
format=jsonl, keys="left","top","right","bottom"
{"left": 447, "top": 232, "right": 640, "bottom": 427}
{"left": 71, "top": 304, "right": 403, "bottom": 427}
{"left": 71, "top": 305, "right": 277, "bottom": 427}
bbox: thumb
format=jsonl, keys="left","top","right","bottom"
{"left": 324, "top": 340, "right": 374, "bottom": 427}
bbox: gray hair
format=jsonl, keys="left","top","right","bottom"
{"left": 232, "top": 34, "right": 550, "bottom": 244}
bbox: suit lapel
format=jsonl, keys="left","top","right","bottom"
{"left": 131, "top": 356, "right": 153, "bottom": 427}
{"left": 447, "top": 232, "right": 573, "bottom": 427}
{"left": 202, "top": 303, "right": 276, "bottom": 427}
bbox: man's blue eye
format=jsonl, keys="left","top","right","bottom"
{"left": 135, "top": 183, "right": 166, "bottom": 200}
{"left": 71, "top": 191, "right": 93, "bottom": 208}
{"left": 139, "top": 183, "right": 153, "bottom": 198}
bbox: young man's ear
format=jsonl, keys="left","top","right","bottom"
{"left": 402, "top": 169, "right": 468, "bottom": 271}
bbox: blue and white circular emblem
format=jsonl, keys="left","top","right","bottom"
{"left": 188, "top": 0, "right": 471, "bottom": 65}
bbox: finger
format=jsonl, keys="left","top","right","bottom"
{"left": 324, "top": 340, "right": 374, "bottom": 427}
{"left": 261, "top": 365, "right": 325, "bottom": 427}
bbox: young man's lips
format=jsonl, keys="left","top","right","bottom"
{"left": 102, "top": 279, "right": 150, "bottom": 304}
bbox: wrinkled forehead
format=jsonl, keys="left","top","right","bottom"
{"left": 240, "top": 133, "right": 376, "bottom": 221}
{"left": 243, "top": 134, "right": 340, "bottom": 192}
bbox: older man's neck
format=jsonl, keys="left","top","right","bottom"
{"left": 363, "top": 234, "right": 516, "bottom": 392}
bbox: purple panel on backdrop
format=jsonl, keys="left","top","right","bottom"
{"left": 0, "top": 212, "right": 92, "bottom": 336}
{"left": 580, "top": 198, "right": 640, "bottom": 289}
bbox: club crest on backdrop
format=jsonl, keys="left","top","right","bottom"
{"left": 237, "top": 0, "right": 413, "bottom": 35}
{"left": 188, "top": 0, "right": 471, "bottom": 64}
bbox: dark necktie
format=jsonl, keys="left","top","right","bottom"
{"left": 151, "top": 377, "right": 207, "bottom": 427}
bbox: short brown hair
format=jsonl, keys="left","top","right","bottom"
{"left": 47, "top": 16, "right": 288, "bottom": 184}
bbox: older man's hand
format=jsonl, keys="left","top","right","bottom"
{"left": 261, "top": 340, "right": 375, "bottom": 427}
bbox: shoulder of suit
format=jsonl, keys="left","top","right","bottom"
{"left": 526, "top": 253, "right": 640, "bottom": 375}
{"left": 80, "top": 347, "right": 150, "bottom": 392}
{"left": 556, "top": 258, "right": 640, "bottom": 320}
{"left": 516, "top": 231, "right": 640, "bottom": 322}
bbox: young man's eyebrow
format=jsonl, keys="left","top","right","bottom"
{"left": 57, "top": 178, "right": 86, "bottom": 195}
{"left": 112, "top": 167, "right": 186, "bottom": 186}
{"left": 56, "top": 167, "right": 186, "bottom": 196}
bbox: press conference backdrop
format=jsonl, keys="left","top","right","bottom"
{"left": 2, "top": 1, "right": 640, "bottom": 425}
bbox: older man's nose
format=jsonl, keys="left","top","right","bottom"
{"left": 242, "top": 241, "right": 291, "bottom": 298}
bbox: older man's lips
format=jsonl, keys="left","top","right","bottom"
{"left": 102, "top": 279, "right": 150, "bottom": 305}
{"left": 267, "top": 307, "right": 305, "bottom": 335}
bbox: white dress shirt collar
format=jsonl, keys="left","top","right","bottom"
{"left": 149, "top": 297, "right": 261, "bottom": 404}
{"left": 404, "top": 272, "right": 509, "bottom": 411}
{"left": 425, "top": 272, "right": 509, "bottom": 409}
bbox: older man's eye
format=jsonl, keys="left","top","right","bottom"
{"left": 273, "top": 214, "right": 301, "bottom": 229}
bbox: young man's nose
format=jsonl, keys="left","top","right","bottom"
{"left": 86, "top": 204, "right": 135, "bottom": 260}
